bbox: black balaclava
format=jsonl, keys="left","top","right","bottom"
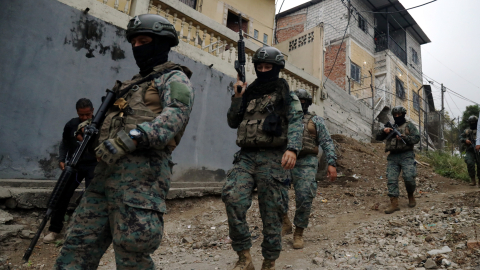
{"left": 301, "top": 101, "right": 311, "bottom": 114}
{"left": 254, "top": 64, "right": 281, "bottom": 83}
{"left": 394, "top": 114, "right": 406, "bottom": 126}
{"left": 470, "top": 122, "right": 477, "bottom": 129}
{"left": 132, "top": 35, "right": 171, "bottom": 76}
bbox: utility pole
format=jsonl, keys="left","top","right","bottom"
{"left": 369, "top": 71, "right": 374, "bottom": 141}
{"left": 440, "top": 83, "right": 445, "bottom": 150}
{"left": 451, "top": 119, "right": 455, "bottom": 155}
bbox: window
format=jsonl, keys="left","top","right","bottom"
{"left": 351, "top": 62, "right": 361, "bottom": 83}
{"left": 413, "top": 91, "right": 420, "bottom": 111}
{"left": 412, "top": 48, "right": 419, "bottom": 64}
{"left": 358, "top": 15, "right": 367, "bottom": 33}
{"left": 263, "top": 34, "right": 268, "bottom": 44}
{"left": 226, "top": 11, "right": 248, "bottom": 34}
{"left": 396, "top": 77, "right": 405, "bottom": 99}
{"left": 254, "top": 29, "right": 259, "bottom": 39}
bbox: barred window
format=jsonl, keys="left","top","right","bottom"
{"left": 263, "top": 34, "right": 268, "bottom": 44}
{"left": 254, "top": 29, "right": 259, "bottom": 39}
{"left": 413, "top": 92, "right": 420, "bottom": 111}
{"left": 396, "top": 77, "right": 405, "bottom": 99}
{"left": 412, "top": 48, "right": 419, "bottom": 64}
{"left": 358, "top": 15, "right": 367, "bottom": 33}
{"left": 351, "top": 62, "right": 361, "bottom": 83}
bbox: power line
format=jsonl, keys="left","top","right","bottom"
{"left": 324, "top": 8, "right": 351, "bottom": 86}
{"left": 358, "top": 0, "right": 437, "bottom": 14}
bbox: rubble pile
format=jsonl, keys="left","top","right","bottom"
{"left": 313, "top": 206, "right": 480, "bottom": 269}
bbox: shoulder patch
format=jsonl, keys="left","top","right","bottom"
{"left": 170, "top": 81, "right": 191, "bottom": 106}
{"left": 290, "top": 93, "right": 302, "bottom": 112}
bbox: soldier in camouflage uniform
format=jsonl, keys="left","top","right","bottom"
{"left": 460, "top": 115, "right": 480, "bottom": 186}
{"left": 222, "top": 46, "right": 303, "bottom": 270}
{"left": 280, "top": 89, "right": 337, "bottom": 249}
{"left": 54, "top": 14, "right": 194, "bottom": 270}
{"left": 376, "top": 106, "right": 420, "bottom": 214}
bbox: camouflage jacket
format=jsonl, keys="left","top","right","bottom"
{"left": 227, "top": 92, "right": 303, "bottom": 152}
{"left": 311, "top": 115, "right": 337, "bottom": 166}
{"left": 137, "top": 69, "right": 195, "bottom": 149}
{"left": 376, "top": 121, "right": 420, "bottom": 152}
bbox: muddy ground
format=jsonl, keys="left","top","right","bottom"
{"left": 1, "top": 135, "right": 479, "bottom": 269}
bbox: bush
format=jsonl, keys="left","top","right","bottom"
{"left": 419, "top": 151, "right": 470, "bottom": 182}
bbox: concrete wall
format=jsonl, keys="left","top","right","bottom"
{"left": 274, "top": 25, "right": 324, "bottom": 81}
{"left": 323, "top": 79, "right": 373, "bottom": 142}
{"left": 0, "top": 0, "right": 239, "bottom": 181}
{"left": 195, "top": 0, "right": 275, "bottom": 45}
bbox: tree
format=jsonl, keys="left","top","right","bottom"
{"left": 459, "top": 105, "right": 480, "bottom": 131}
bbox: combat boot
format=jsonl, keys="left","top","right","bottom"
{"left": 261, "top": 259, "right": 275, "bottom": 270}
{"left": 43, "top": 232, "right": 60, "bottom": 244}
{"left": 281, "top": 213, "right": 293, "bottom": 236}
{"left": 407, "top": 192, "right": 416, "bottom": 208}
{"left": 469, "top": 177, "right": 476, "bottom": 186}
{"left": 232, "top": 249, "right": 254, "bottom": 270}
{"left": 384, "top": 197, "right": 400, "bottom": 214}
{"left": 293, "top": 227, "right": 304, "bottom": 249}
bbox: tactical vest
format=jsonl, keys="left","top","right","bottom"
{"left": 385, "top": 121, "right": 414, "bottom": 152}
{"left": 465, "top": 129, "right": 477, "bottom": 142}
{"left": 236, "top": 91, "right": 288, "bottom": 148}
{"left": 298, "top": 112, "right": 319, "bottom": 156}
{"left": 99, "top": 62, "right": 190, "bottom": 154}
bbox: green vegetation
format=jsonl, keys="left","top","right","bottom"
{"left": 419, "top": 151, "right": 470, "bottom": 181}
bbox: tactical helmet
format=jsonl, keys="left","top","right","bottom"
{"left": 468, "top": 115, "right": 478, "bottom": 123}
{"left": 126, "top": 14, "right": 179, "bottom": 47}
{"left": 294, "top": 89, "right": 312, "bottom": 102}
{"left": 252, "top": 46, "right": 285, "bottom": 68}
{"left": 391, "top": 106, "right": 407, "bottom": 115}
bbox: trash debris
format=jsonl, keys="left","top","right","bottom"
{"left": 427, "top": 246, "right": 452, "bottom": 255}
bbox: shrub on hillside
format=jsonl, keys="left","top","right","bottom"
{"left": 420, "top": 151, "right": 470, "bottom": 182}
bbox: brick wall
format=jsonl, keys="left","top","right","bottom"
{"left": 324, "top": 42, "right": 347, "bottom": 90}
{"left": 276, "top": 12, "right": 307, "bottom": 43}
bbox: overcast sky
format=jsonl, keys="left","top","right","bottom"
{"left": 276, "top": 0, "right": 480, "bottom": 120}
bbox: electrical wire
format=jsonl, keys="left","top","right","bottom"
{"left": 274, "top": 0, "right": 287, "bottom": 44}
{"left": 324, "top": 12, "right": 351, "bottom": 87}
{"left": 358, "top": 0, "right": 437, "bottom": 14}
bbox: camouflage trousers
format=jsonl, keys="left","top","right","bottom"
{"left": 291, "top": 155, "right": 318, "bottom": 229}
{"left": 464, "top": 150, "right": 480, "bottom": 179}
{"left": 54, "top": 150, "right": 172, "bottom": 270}
{"left": 222, "top": 149, "right": 290, "bottom": 260}
{"left": 386, "top": 150, "right": 417, "bottom": 197}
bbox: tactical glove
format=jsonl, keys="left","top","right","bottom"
{"left": 95, "top": 130, "right": 136, "bottom": 165}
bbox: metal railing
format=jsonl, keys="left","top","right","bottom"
{"left": 375, "top": 34, "right": 407, "bottom": 65}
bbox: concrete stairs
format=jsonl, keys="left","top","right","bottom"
{"left": 0, "top": 179, "right": 224, "bottom": 210}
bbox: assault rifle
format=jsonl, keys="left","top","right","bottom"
{"left": 234, "top": 13, "right": 246, "bottom": 94}
{"left": 384, "top": 121, "right": 406, "bottom": 144}
{"left": 22, "top": 89, "right": 116, "bottom": 262}
{"left": 23, "top": 73, "right": 160, "bottom": 262}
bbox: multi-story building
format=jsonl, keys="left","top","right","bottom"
{"left": 275, "top": 0, "right": 435, "bottom": 145}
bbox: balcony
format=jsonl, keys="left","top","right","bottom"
{"left": 375, "top": 34, "right": 407, "bottom": 65}
{"left": 88, "top": 0, "right": 323, "bottom": 102}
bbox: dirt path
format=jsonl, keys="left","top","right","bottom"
{"left": 2, "top": 135, "right": 480, "bottom": 269}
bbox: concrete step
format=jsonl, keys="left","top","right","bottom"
{"left": 0, "top": 181, "right": 224, "bottom": 210}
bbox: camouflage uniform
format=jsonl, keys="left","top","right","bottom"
{"left": 376, "top": 121, "right": 419, "bottom": 197}
{"left": 460, "top": 129, "right": 480, "bottom": 179}
{"left": 292, "top": 115, "right": 336, "bottom": 228}
{"left": 54, "top": 68, "right": 194, "bottom": 270}
{"left": 222, "top": 90, "right": 303, "bottom": 260}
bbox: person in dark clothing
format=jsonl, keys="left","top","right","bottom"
{"left": 43, "top": 98, "right": 98, "bottom": 243}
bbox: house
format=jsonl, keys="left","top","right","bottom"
{"left": 275, "top": 0, "right": 435, "bottom": 146}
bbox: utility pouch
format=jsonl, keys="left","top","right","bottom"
{"left": 263, "top": 113, "right": 282, "bottom": 137}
